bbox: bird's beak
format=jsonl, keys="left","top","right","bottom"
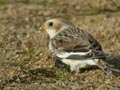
{"left": 39, "top": 25, "right": 46, "bottom": 31}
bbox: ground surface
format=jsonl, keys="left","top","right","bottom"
{"left": 0, "top": 0, "right": 120, "bottom": 90}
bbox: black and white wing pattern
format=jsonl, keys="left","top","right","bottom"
{"left": 50, "top": 27, "right": 105, "bottom": 59}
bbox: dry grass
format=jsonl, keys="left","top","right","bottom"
{"left": 0, "top": 0, "right": 120, "bottom": 90}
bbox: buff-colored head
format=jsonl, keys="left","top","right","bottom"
{"left": 40, "top": 18, "right": 73, "bottom": 38}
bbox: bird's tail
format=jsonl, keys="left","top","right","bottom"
{"left": 102, "top": 54, "right": 120, "bottom": 69}
{"left": 102, "top": 54, "right": 120, "bottom": 76}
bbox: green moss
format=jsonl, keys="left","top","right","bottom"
{"left": 0, "top": 64, "right": 4, "bottom": 70}
{"left": 55, "top": 68, "right": 70, "bottom": 81}
{"left": 0, "top": 0, "right": 8, "bottom": 5}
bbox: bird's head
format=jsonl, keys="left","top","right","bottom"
{"left": 40, "top": 18, "right": 73, "bottom": 38}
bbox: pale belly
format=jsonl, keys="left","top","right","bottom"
{"left": 61, "top": 59, "right": 99, "bottom": 72}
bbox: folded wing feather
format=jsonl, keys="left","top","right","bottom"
{"left": 50, "top": 27, "right": 105, "bottom": 59}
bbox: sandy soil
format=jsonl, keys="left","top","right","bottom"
{"left": 0, "top": 0, "right": 120, "bottom": 90}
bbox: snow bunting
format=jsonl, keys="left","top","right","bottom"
{"left": 39, "top": 18, "right": 118, "bottom": 73}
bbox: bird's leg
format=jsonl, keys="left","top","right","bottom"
{"left": 70, "top": 65, "right": 80, "bottom": 75}
{"left": 96, "top": 64, "right": 109, "bottom": 74}
{"left": 75, "top": 68, "right": 80, "bottom": 75}
{"left": 75, "top": 66, "right": 79, "bottom": 76}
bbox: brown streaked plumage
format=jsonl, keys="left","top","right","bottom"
{"left": 39, "top": 18, "right": 120, "bottom": 75}
{"left": 39, "top": 18, "right": 104, "bottom": 73}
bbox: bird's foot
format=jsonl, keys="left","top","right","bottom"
{"left": 105, "top": 66, "right": 120, "bottom": 76}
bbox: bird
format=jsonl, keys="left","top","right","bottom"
{"left": 39, "top": 18, "right": 120, "bottom": 75}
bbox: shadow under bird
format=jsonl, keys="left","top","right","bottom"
{"left": 39, "top": 18, "right": 120, "bottom": 76}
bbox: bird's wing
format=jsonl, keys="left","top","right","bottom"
{"left": 50, "top": 27, "right": 105, "bottom": 59}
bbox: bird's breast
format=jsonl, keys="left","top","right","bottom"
{"left": 49, "top": 41, "right": 54, "bottom": 51}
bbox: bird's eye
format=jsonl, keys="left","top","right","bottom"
{"left": 48, "top": 22, "right": 53, "bottom": 26}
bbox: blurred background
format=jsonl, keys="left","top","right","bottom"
{"left": 0, "top": 0, "right": 120, "bottom": 90}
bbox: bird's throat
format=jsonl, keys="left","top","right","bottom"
{"left": 46, "top": 29, "right": 57, "bottom": 38}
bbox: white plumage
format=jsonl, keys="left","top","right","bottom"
{"left": 61, "top": 59, "right": 98, "bottom": 73}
